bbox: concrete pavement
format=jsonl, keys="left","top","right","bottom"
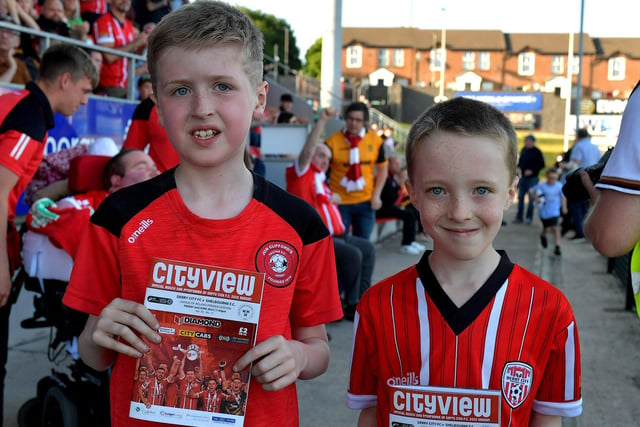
{"left": 4, "top": 209, "right": 640, "bottom": 426}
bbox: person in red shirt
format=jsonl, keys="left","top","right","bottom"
{"left": 286, "top": 107, "right": 375, "bottom": 320}
{"left": 62, "top": 3, "right": 343, "bottom": 426}
{"left": 122, "top": 97, "right": 179, "bottom": 172}
{"left": 348, "top": 97, "right": 582, "bottom": 427}
{"left": 93, "top": 0, "right": 147, "bottom": 98}
{"left": 0, "top": 42, "right": 97, "bottom": 426}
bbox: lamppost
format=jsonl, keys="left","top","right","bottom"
{"left": 436, "top": 7, "right": 447, "bottom": 103}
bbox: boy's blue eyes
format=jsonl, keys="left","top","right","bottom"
{"left": 174, "top": 87, "right": 189, "bottom": 96}
{"left": 427, "top": 187, "right": 491, "bottom": 196}
{"left": 170, "top": 83, "right": 231, "bottom": 96}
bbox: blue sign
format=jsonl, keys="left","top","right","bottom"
{"left": 455, "top": 92, "right": 543, "bottom": 112}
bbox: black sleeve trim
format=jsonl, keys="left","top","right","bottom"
{"left": 253, "top": 173, "right": 330, "bottom": 245}
{"left": 91, "top": 168, "right": 177, "bottom": 237}
{"left": 131, "top": 97, "right": 155, "bottom": 121}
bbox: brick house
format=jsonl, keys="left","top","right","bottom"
{"left": 342, "top": 27, "right": 639, "bottom": 101}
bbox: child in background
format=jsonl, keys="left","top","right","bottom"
{"left": 347, "top": 97, "right": 582, "bottom": 427}
{"left": 63, "top": 2, "right": 343, "bottom": 426}
{"left": 532, "top": 168, "right": 567, "bottom": 255}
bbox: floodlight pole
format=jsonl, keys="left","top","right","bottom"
{"left": 574, "top": 0, "right": 585, "bottom": 132}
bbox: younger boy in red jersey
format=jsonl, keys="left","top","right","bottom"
{"left": 62, "top": 2, "right": 343, "bottom": 426}
{"left": 347, "top": 97, "right": 582, "bottom": 427}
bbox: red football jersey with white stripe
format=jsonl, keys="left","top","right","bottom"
{"left": 94, "top": 13, "right": 136, "bottom": 88}
{"left": 0, "top": 83, "right": 53, "bottom": 223}
{"left": 348, "top": 252, "right": 582, "bottom": 426}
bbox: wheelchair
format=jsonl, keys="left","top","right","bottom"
{"left": 13, "top": 231, "right": 110, "bottom": 427}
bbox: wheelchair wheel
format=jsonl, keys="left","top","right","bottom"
{"left": 41, "top": 386, "right": 79, "bottom": 427}
{"left": 17, "top": 397, "right": 41, "bottom": 427}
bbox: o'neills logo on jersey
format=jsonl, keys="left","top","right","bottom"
{"left": 127, "top": 219, "right": 154, "bottom": 244}
{"left": 387, "top": 372, "right": 419, "bottom": 387}
{"left": 255, "top": 240, "right": 299, "bottom": 288}
{"left": 501, "top": 361, "right": 533, "bottom": 408}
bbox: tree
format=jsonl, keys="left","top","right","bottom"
{"left": 239, "top": 7, "right": 302, "bottom": 71}
{"left": 303, "top": 38, "right": 322, "bottom": 79}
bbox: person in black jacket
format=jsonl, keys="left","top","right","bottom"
{"left": 514, "top": 133, "right": 545, "bottom": 224}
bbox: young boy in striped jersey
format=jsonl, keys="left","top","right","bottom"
{"left": 348, "top": 97, "right": 582, "bottom": 427}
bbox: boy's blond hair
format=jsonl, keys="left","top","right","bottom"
{"left": 147, "top": 0, "right": 264, "bottom": 90}
{"left": 405, "top": 97, "right": 518, "bottom": 183}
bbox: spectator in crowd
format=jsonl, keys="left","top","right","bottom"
{"left": 93, "top": 0, "right": 148, "bottom": 98}
{"left": 583, "top": 82, "right": 640, "bottom": 258}
{"left": 136, "top": 71, "right": 151, "bottom": 100}
{"left": 376, "top": 153, "right": 426, "bottom": 255}
{"left": 26, "top": 148, "right": 159, "bottom": 260}
{"left": 0, "top": 15, "right": 31, "bottom": 84}
{"left": 79, "top": 0, "right": 106, "bottom": 29}
{"left": 145, "top": 0, "right": 170, "bottom": 24}
{"left": 325, "top": 101, "right": 388, "bottom": 239}
{"left": 37, "top": 0, "right": 70, "bottom": 38}
{"left": 276, "top": 92, "right": 296, "bottom": 124}
{"left": 513, "top": 133, "right": 545, "bottom": 224}
{"left": 286, "top": 107, "right": 375, "bottom": 321}
{"left": 562, "top": 128, "right": 602, "bottom": 239}
{"left": 0, "top": 42, "right": 97, "bottom": 426}
{"left": 63, "top": 0, "right": 90, "bottom": 43}
{"left": 11, "top": 0, "right": 40, "bottom": 80}
{"left": 122, "top": 96, "right": 179, "bottom": 172}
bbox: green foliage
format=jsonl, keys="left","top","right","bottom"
{"left": 303, "top": 38, "right": 322, "bottom": 78}
{"left": 239, "top": 7, "right": 302, "bottom": 70}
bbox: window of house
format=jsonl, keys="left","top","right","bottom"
{"left": 608, "top": 57, "right": 626, "bottom": 80}
{"left": 346, "top": 46, "right": 362, "bottom": 69}
{"left": 571, "top": 56, "right": 580, "bottom": 74}
{"left": 478, "top": 52, "right": 490, "bottom": 71}
{"left": 392, "top": 49, "right": 404, "bottom": 67}
{"left": 430, "top": 48, "right": 444, "bottom": 71}
{"left": 378, "top": 49, "right": 390, "bottom": 67}
{"left": 462, "top": 51, "right": 475, "bottom": 70}
{"left": 551, "top": 55, "right": 564, "bottom": 75}
{"left": 518, "top": 52, "right": 535, "bottom": 76}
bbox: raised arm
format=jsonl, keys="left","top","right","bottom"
{"left": 296, "top": 108, "right": 337, "bottom": 172}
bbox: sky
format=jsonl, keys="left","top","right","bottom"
{"left": 231, "top": 0, "right": 639, "bottom": 59}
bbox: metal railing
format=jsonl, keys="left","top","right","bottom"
{"left": 0, "top": 19, "right": 145, "bottom": 100}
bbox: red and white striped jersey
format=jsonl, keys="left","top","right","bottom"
{"left": 348, "top": 252, "right": 582, "bottom": 427}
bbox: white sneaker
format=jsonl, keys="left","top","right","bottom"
{"left": 401, "top": 244, "right": 422, "bottom": 255}
{"left": 410, "top": 241, "right": 426, "bottom": 251}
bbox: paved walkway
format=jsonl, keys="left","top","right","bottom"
{"left": 4, "top": 210, "right": 640, "bottom": 426}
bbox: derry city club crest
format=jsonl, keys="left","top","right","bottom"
{"left": 501, "top": 362, "right": 533, "bottom": 409}
{"left": 255, "top": 240, "right": 299, "bottom": 288}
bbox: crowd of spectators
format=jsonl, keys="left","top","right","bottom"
{"left": 0, "top": 0, "right": 176, "bottom": 96}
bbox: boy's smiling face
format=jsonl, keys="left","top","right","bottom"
{"left": 407, "top": 131, "right": 516, "bottom": 262}
{"left": 153, "top": 43, "right": 267, "bottom": 170}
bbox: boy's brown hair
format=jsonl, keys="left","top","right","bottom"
{"left": 38, "top": 43, "right": 99, "bottom": 88}
{"left": 405, "top": 97, "right": 518, "bottom": 183}
{"left": 146, "top": 0, "right": 265, "bottom": 91}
